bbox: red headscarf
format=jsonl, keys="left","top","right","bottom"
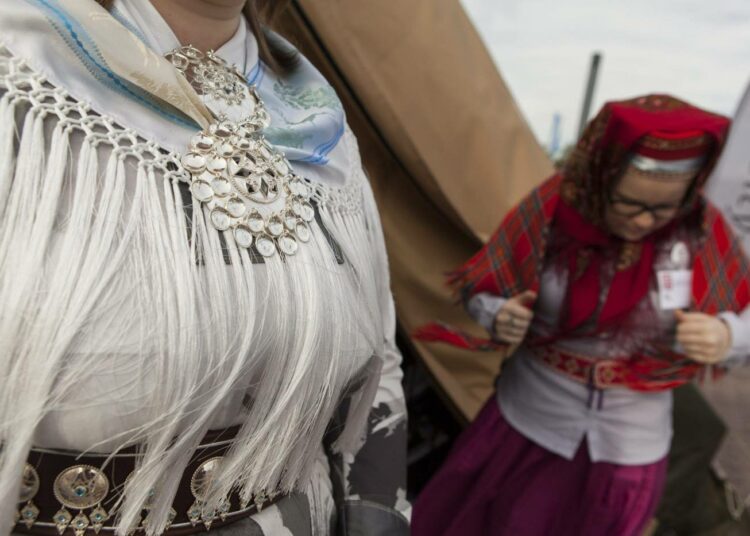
{"left": 415, "top": 95, "right": 750, "bottom": 390}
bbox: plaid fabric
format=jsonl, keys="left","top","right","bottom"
{"left": 414, "top": 182, "right": 750, "bottom": 389}
{"left": 693, "top": 202, "right": 750, "bottom": 313}
{"left": 413, "top": 175, "right": 562, "bottom": 352}
{"left": 415, "top": 95, "right": 750, "bottom": 390}
{"left": 449, "top": 175, "right": 562, "bottom": 300}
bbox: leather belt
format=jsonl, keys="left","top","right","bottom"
{"left": 13, "top": 427, "right": 282, "bottom": 535}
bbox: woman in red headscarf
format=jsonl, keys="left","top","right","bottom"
{"left": 412, "top": 95, "right": 750, "bottom": 536}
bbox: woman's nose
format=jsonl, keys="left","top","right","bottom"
{"left": 631, "top": 211, "right": 656, "bottom": 230}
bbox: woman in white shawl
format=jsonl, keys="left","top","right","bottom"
{"left": 0, "top": 1, "right": 409, "bottom": 535}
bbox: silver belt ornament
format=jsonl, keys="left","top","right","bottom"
{"left": 52, "top": 465, "right": 110, "bottom": 535}
{"left": 16, "top": 464, "right": 41, "bottom": 529}
{"left": 186, "top": 457, "right": 275, "bottom": 530}
{"left": 15, "top": 456, "right": 276, "bottom": 533}
{"left": 186, "top": 457, "right": 228, "bottom": 530}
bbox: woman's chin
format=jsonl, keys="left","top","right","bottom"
{"left": 614, "top": 229, "right": 648, "bottom": 242}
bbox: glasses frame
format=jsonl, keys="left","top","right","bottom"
{"left": 606, "top": 189, "right": 682, "bottom": 222}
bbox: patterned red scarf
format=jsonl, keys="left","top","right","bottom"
{"left": 415, "top": 95, "right": 750, "bottom": 390}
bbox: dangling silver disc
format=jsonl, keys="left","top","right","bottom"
{"left": 247, "top": 211, "right": 265, "bottom": 233}
{"left": 208, "top": 157, "right": 228, "bottom": 174}
{"left": 284, "top": 213, "right": 298, "bottom": 231}
{"left": 267, "top": 216, "right": 284, "bottom": 237}
{"left": 192, "top": 133, "right": 215, "bottom": 152}
{"left": 296, "top": 221, "right": 311, "bottom": 243}
{"left": 300, "top": 202, "right": 315, "bottom": 222}
{"left": 227, "top": 197, "right": 246, "bottom": 218}
{"left": 255, "top": 235, "right": 276, "bottom": 257}
{"left": 210, "top": 208, "right": 231, "bottom": 231}
{"left": 182, "top": 152, "right": 207, "bottom": 173}
{"left": 191, "top": 180, "right": 214, "bottom": 203}
{"left": 235, "top": 138, "right": 252, "bottom": 152}
{"left": 234, "top": 225, "right": 254, "bottom": 249}
{"left": 212, "top": 177, "right": 232, "bottom": 197}
{"left": 278, "top": 234, "right": 298, "bottom": 256}
{"left": 218, "top": 142, "right": 235, "bottom": 157}
{"left": 211, "top": 121, "right": 235, "bottom": 138}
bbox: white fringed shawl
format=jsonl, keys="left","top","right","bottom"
{"left": 0, "top": 44, "right": 390, "bottom": 535}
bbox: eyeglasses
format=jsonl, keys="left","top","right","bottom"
{"left": 607, "top": 190, "right": 681, "bottom": 221}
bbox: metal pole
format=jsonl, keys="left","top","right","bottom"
{"left": 548, "top": 113, "right": 562, "bottom": 156}
{"left": 577, "top": 52, "right": 602, "bottom": 138}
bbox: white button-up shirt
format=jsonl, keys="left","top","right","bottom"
{"left": 467, "top": 234, "right": 750, "bottom": 465}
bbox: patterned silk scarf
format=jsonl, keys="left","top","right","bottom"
{"left": 17, "top": 0, "right": 348, "bottom": 180}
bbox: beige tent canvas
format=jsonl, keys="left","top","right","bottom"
{"left": 274, "top": 0, "right": 552, "bottom": 421}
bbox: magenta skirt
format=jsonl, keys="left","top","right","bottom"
{"left": 413, "top": 398, "right": 667, "bottom": 536}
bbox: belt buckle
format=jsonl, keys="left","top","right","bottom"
{"left": 593, "top": 360, "right": 618, "bottom": 389}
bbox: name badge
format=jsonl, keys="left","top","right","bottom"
{"left": 657, "top": 269, "right": 692, "bottom": 310}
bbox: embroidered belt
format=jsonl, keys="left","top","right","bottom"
{"left": 528, "top": 343, "right": 703, "bottom": 393}
{"left": 14, "top": 427, "right": 282, "bottom": 535}
{"left": 529, "top": 345, "right": 630, "bottom": 389}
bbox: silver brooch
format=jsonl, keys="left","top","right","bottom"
{"left": 169, "top": 46, "right": 315, "bottom": 258}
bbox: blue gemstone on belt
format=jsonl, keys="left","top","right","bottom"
{"left": 75, "top": 486, "right": 87, "bottom": 497}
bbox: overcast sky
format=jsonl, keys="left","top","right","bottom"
{"left": 459, "top": 0, "right": 750, "bottom": 151}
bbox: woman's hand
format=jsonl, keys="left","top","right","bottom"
{"left": 493, "top": 290, "right": 537, "bottom": 344}
{"left": 675, "top": 310, "right": 732, "bottom": 364}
